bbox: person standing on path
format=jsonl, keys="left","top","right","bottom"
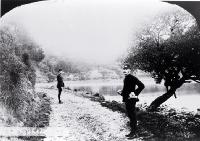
{"left": 57, "top": 69, "right": 65, "bottom": 104}
{"left": 117, "top": 64, "right": 145, "bottom": 139}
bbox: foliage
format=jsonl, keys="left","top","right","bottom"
{"left": 124, "top": 10, "right": 200, "bottom": 109}
{"left": 0, "top": 24, "right": 47, "bottom": 125}
{"left": 38, "top": 54, "right": 123, "bottom": 81}
{"left": 125, "top": 10, "right": 199, "bottom": 87}
{"left": 39, "top": 56, "right": 81, "bottom": 74}
{"left": 38, "top": 55, "right": 95, "bottom": 81}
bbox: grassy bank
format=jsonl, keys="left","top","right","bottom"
{"left": 74, "top": 90, "right": 200, "bottom": 141}
{"left": 23, "top": 92, "right": 51, "bottom": 127}
{"left": 0, "top": 91, "right": 52, "bottom": 128}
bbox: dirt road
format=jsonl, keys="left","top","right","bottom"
{"left": 0, "top": 85, "right": 142, "bottom": 141}
{"left": 40, "top": 87, "right": 140, "bottom": 141}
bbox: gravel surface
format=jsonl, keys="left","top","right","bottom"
{"left": 0, "top": 84, "right": 142, "bottom": 141}
{"left": 40, "top": 88, "right": 140, "bottom": 141}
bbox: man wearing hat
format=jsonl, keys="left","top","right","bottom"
{"left": 57, "top": 69, "right": 65, "bottom": 104}
{"left": 118, "top": 64, "right": 145, "bottom": 138}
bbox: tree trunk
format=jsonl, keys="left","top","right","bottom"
{"left": 148, "top": 78, "right": 185, "bottom": 111}
{"left": 148, "top": 88, "right": 176, "bottom": 111}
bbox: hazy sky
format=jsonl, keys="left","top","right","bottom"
{"left": 1, "top": 0, "right": 180, "bottom": 64}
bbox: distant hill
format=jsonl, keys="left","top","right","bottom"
{"left": 36, "top": 55, "right": 124, "bottom": 82}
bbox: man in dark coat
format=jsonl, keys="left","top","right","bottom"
{"left": 57, "top": 69, "right": 65, "bottom": 104}
{"left": 118, "top": 64, "right": 145, "bottom": 138}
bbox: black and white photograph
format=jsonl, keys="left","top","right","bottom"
{"left": 0, "top": 0, "right": 200, "bottom": 140}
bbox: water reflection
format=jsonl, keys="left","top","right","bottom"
{"left": 71, "top": 82, "right": 200, "bottom": 96}
{"left": 69, "top": 79, "right": 200, "bottom": 111}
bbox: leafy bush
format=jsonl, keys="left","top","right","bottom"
{"left": 0, "top": 24, "right": 48, "bottom": 126}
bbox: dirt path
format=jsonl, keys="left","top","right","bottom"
{"left": 39, "top": 87, "right": 140, "bottom": 141}
{"left": 0, "top": 85, "right": 141, "bottom": 141}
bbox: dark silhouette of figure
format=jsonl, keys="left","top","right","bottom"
{"left": 118, "top": 64, "right": 145, "bottom": 139}
{"left": 57, "top": 69, "right": 65, "bottom": 104}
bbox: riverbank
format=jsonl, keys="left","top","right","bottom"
{"left": 37, "top": 79, "right": 200, "bottom": 112}
{"left": 36, "top": 81, "right": 200, "bottom": 140}
{"left": 7, "top": 82, "right": 197, "bottom": 141}
{"left": 77, "top": 90, "right": 200, "bottom": 141}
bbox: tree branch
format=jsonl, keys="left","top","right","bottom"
{"left": 187, "top": 76, "right": 200, "bottom": 83}
{"left": 193, "top": 80, "right": 200, "bottom": 83}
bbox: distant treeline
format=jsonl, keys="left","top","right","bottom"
{"left": 37, "top": 55, "right": 124, "bottom": 82}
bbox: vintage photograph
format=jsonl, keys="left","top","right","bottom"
{"left": 0, "top": 0, "right": 200, "bottom": 140}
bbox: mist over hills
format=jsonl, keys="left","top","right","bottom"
{"left": 36, "top": 53, "right": 124, "bottom": 82}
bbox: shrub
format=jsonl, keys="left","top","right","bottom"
{"left": 0, "top": 24, "right": 48, "bottom": 126}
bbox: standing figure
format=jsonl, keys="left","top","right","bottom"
{"left": 57, "top": 69, "right": 65, "bottom": 104}
{"left": 118, "top": 64, "right": 145, "bottom": 138}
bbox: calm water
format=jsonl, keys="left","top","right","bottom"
{"left": 66, "top": 78, "right": 200, "bottom": 112}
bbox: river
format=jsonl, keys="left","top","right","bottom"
{"left": 65, "top": 77, "right": 200, "bottom": 112}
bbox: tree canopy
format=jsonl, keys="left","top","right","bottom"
{"left": 124, "top": 10, "right": 200, "bottom": 110}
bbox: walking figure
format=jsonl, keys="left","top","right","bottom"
{"left": 57, "top": 69, "right": 65, "bottom": 104}
{"left": 118, "top": 64, "right": 145, "bottom": 138}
